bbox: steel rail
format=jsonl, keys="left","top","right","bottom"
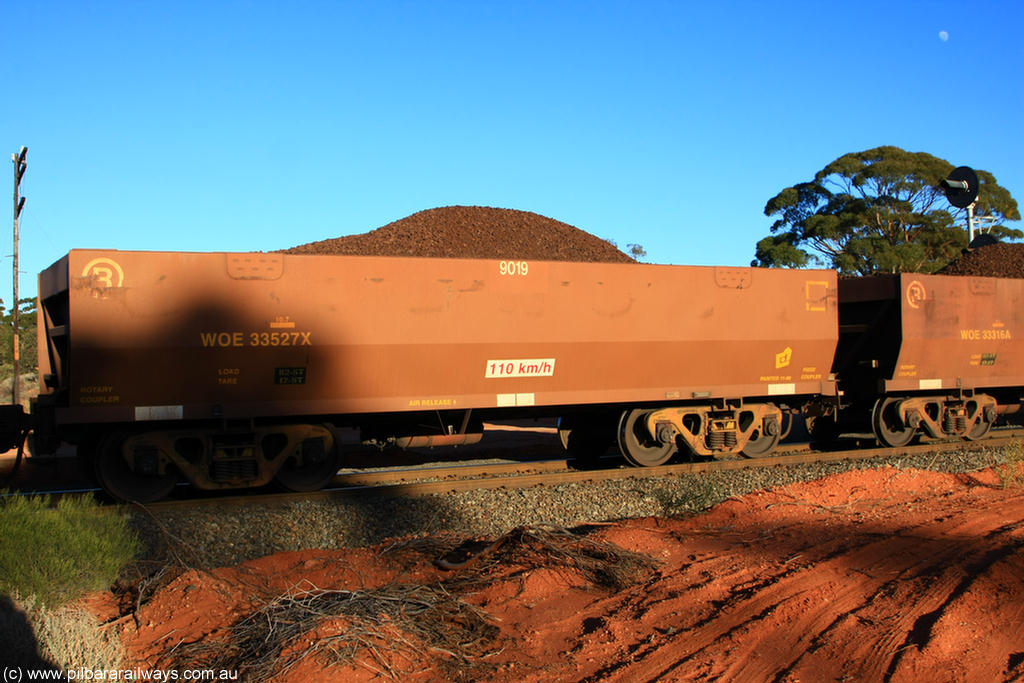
{"left": 140, "top": 430, "right": 1023, "bottom": 511}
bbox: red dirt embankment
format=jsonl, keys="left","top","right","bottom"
{"left": 110, "top": 465, "right": 1024, "bottom": 682}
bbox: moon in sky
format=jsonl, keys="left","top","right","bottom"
{"left": 939, "top": 30, "right": 949, "bottom": 41}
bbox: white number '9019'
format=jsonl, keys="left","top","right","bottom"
{"left": 499, "top": 260, "right": 529, "bottom": 276}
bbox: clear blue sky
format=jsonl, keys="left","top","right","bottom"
{"left": 4, "top": 1, "right": 1022, "bottom": 298}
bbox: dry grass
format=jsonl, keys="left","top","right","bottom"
{"left": 4, "top": 515, "right": 660, "bottom": 677}
{"left": 385, "top": 524, "right": 660, "bottom": 591}
{"left": 997, "top": 441, "right": 1024, "bottom": 488}
{"left": 154, "top": 524, "right": 657, "bottom": 680}
{"left": 455, "top": 524, "right": 660, "bottom": 591}
{"left": 2, "top": 593, "right": 125, "bottom": 670}
{"left": 0, "top": 493, "right": 140, "bottom": 669}
{"left": 163, "top": 582, "right": 499, "bottom": 681}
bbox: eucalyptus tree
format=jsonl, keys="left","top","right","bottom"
{"left": 752, "top": 146, "right": 1020, "bottom": 274}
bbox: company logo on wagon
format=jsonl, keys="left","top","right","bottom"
{"left": 906, "top": 280, "right": 927, "bottom": 309}
{"left": 81, "top": 257, "right": 125, "bottom": 289}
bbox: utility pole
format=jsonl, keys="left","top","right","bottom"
{"left": 11, "top": 146, "right": 26, "bottom": 407}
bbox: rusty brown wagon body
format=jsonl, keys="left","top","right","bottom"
{"left": 27, "top": 249, "right": 838, "bottom": 499}
{"left": 835, "top": 273, "right": 1024, "bottom": 446}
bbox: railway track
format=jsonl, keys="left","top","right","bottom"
{"left": 4, "top": 427, "right": 1022, "bottom": 509}
{"left": 143, "top": 427, "right": 1024, "bottom": 511}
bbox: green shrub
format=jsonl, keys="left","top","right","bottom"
{"left": 0, "top": 493, "right": 141, "bottom": 607}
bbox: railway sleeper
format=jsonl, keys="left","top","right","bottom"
{"left": 96, "top": 424, "right": 338, "bottom": 502}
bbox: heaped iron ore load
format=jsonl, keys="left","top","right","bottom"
{"left": 281, "top": 206, "right": 636, "bottom": 263}
{"left": 938, "top": 243, "right": 1024, "bottom": 278}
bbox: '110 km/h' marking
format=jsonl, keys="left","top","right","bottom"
{"left": 486, "top": 358, "right": 556, "bottom": 378}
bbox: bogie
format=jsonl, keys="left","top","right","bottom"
{"left": 90, "top": 424, "right": 339, "bottom": 501}
{"left": 871, "top": 394, "right": 998, "bottom": 447}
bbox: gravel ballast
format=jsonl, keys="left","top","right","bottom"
{"left": 130, "top": 443, "right": 1020, "bottom": 569}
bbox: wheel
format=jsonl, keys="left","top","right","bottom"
{"left": 95, "top": 432, "right": 178, "bottom": 503}
{"left": 274, "top": 435, "right": 342, "bottom": 492}
{"left": 617, "top": 409, "right": 675, "bottom": 467}
{"left": 872, "top": 397, "right": 916, "bottom": 447}
{"left": 965, "top": 405, "right": 995, "bottom": 441}
{"left": 742, "top": 416, "right": 781, "bottom": 457}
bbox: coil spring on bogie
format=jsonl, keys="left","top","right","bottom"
{"left": 708, "top": 430, "right": 737, "bottom": 450}
{"left": 943, "top": 412, "right": 967, "bottom": 434}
